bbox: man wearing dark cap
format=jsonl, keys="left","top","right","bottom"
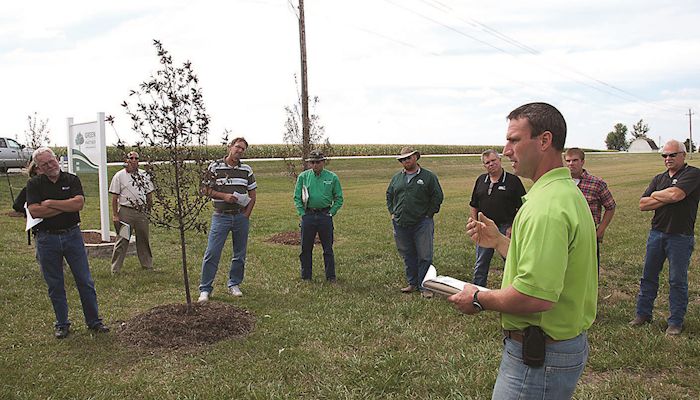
{"left": 293, "top": 150, "right": 344, "bottom": 282}
{"left": 386, "top": 146, "right": 444, "bottom": 298}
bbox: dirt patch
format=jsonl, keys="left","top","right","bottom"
{"left": 82, "top": 231, "right": 118, "bottom": 244}
{"left": 117, "top": 302, "right": 255, "bottom": 350}
{"left": 266, "top": 230, "right": 320, "bottom": 246}
{"left": 5, "top": 211, "right": 24, "bottom": 218}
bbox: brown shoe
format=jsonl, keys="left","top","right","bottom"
{"left": 421, "top": 290, "right": 434, "bottom": 299}
{"left": 400, "top": 285, "right": 417, "bottom": 293}
{"left": 665, "top": 325, "right": 682, "bottom": 336}
{"left": 628, "top": 315, "right": 652, "bottom": 327}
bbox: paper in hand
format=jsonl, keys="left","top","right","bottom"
{"left": 118, "top": 222, "right": 131, "bottom": 240}
{"left": 25, "top": 203, "right": 43, "bottom": 231}
{"left": 234, "top": 192, "right": 252, "bottom": 207}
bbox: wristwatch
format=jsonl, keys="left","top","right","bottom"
{"left": 472, "top": 290, "right": 484, "bottom": 312}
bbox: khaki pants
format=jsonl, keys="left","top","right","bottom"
{"left": 111, "top": 206, "right": 152, "bottom": 273}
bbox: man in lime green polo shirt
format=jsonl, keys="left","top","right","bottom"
{"left": 293, "top": 150, "right": 344, "bottom": 282}
{"left": 448, "top": 102, "right": 597, "bottom": 399}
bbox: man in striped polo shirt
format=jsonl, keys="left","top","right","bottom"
{"left": 198, "top": 137, "right": 257, "bottom": 301}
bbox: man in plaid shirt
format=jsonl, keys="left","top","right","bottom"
{"left": 565, "top": 148, "right": 616, "bottom": 268}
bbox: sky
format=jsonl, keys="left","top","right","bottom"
{"left": 2, "top": 0, "right": 699, "bottom": 150}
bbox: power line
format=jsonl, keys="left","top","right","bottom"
{"left": 396, "top": 0, "right": 687, "bottom": 115}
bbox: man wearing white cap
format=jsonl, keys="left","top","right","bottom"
{"left": 386, "top": 146, "right": 444, "bottom": 299}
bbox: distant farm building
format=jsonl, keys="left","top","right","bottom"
{"left": 628, "top": 137, "right": 659, "bottom": 153}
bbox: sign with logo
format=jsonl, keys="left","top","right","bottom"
{"left": 69, "top": 122, "right": 100, "bottom": 173}
{"left": 67, "top": 113, "right": 110, "bottom": 242}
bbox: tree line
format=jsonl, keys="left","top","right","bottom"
{"left": 605, "top": 119, "right": 695, "bottom": 152}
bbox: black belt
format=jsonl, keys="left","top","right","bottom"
{"left": 503, "top": 330, "right": 561, "bottom": 344}
{"left": 215, "top": 209, "right": 241, "bottom": 215}
{"left": 307, "top": 207, "right": 330, "bottom": 213}
{"left": 34, "top": 224, "right": 79, "bottom": 235}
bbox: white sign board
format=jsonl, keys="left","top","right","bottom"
{"left": 67, "top": 113, "right": 110, "bottom": 242}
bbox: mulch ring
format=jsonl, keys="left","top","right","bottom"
{"left": 265, "top": 231, "right": 320, "bottom": 246}
{"left": 117, "top": 302, "right": 255, "bottom": 350}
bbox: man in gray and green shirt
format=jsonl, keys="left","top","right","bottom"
{"left": 294, "top": 150, "right": 344, "bottom": 281}
{"left": 386, "top": 146, "right": 444, "bottom": 298}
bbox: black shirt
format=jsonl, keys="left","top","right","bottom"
{"left": 469, "top": 170, "right": 526, "bottom": 226}
{"left": 643, "top": 164, "right": 700, "bottom": 235}
{"left": 26, "top": 171, "right": 84, "bottom": 231}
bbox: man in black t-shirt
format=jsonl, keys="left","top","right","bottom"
{"left": 26, "top": 147, "right": 108, "bottom": 339}
{"left": 630, "top": 140, "right": 700, "bottom": 336}
{"left": 469, "top": 149, "right": 526, "bottom": 287}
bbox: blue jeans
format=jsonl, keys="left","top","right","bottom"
{"left": 35, "top": 226, "right": 102, "bottom": 328}
{"left": 393, "top": 217, "right": 434, "bottom": 289}
{"left": 199, "top": 213, "right": 249, "bottom": 293}
{"left": 635, "top": 230, "right": 694, "bottom": 326}
{"left": 473, "top": 224, "right": 509, "bottom": 287}
{"left": 300, "top": 212, "right": 335, "bottom": 280}
{"left": 492, "top": 332, "right": 588, "bottom": 400}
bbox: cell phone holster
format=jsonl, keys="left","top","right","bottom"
{"left": 522, "top": 326, "right": 546, "bottom": 367}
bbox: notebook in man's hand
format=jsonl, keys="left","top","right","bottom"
{"left": 422, "top": 265, "right": 490, "bottom": 296}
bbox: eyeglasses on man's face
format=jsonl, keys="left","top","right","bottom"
{"left": 310, "top": 160, "right": 323, "bottom": 165}
{"left": 128, "top": 157, "right": 139, "bottom": 160}
{"left": 661, "top": 152, "right": 681, "bottom": 158}
{"left": 398, "top": 157, "right": 411, "bottom": 163}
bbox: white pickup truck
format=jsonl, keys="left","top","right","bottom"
{"left": 0, "top": 137, "right": 33, "bottom": 173}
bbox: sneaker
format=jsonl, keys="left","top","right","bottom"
{"left": 628, "top": 315, "right": 652, "bottom": 327}
{"left": 400, "top": 285, "right": 418, "bottom": 293}
{"left": 228, "top": 285, "right": 243, "bottom": 297}
{"left": 421, "top": 290, "right": 434, "bottom": 299}
{"left": 88, "top": 323, "right": 110, "bottom": 334}
{"left": 54, "top": 326, "right": 70, "bottom": 339}
{"left": 665, "top": 325, "right": 682, "bottom": 336}
{"left": 198, "top": 291, "right": 210, "bottom": 303}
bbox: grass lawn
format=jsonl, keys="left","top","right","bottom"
{"left": 0, "top": 152, "right": 699, "bottom": 399}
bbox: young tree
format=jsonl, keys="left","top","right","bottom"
{"left": 282, "top": 75, "right": 331, "bottom": 178}
{"left": 632, "top": 119, "right": 650, "bottom": 139}
{"left": 605, "top": 123, "right": 629, "bottom": 151}
{"left": 121, "top": 39, "right": 211, "bottom": 304}
{"left": 24, "top": 112, "right": 51, "bottom": 148}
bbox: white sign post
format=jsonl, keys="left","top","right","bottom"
{"left": 67, "top": 113, "right": 110, "bottom": 242}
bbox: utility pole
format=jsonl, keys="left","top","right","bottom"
{"left": 687, "top": 108, "right": 695, "bottom": 157}
{"left": 297, "top": 0, "right": 310, "bottom": 162}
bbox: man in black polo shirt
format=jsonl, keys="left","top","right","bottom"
{"left": 26, "top": 147, "right": 108, "bottom": 339}
{"left": 630, "top": 140, "right": 700, "bottom": 336}
{"left": 469, "top": 149, "right": 526, "bottom": 287}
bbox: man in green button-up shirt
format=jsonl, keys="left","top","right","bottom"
{"left": 386, "top": 146, "right": 444, "bottom": 298}
{"left": 293, "top": 150, "right": 344, "bottom": 282}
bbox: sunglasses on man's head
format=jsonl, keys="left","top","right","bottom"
{"left": 661, "top": 152, "right": 680, "bottom": 158}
